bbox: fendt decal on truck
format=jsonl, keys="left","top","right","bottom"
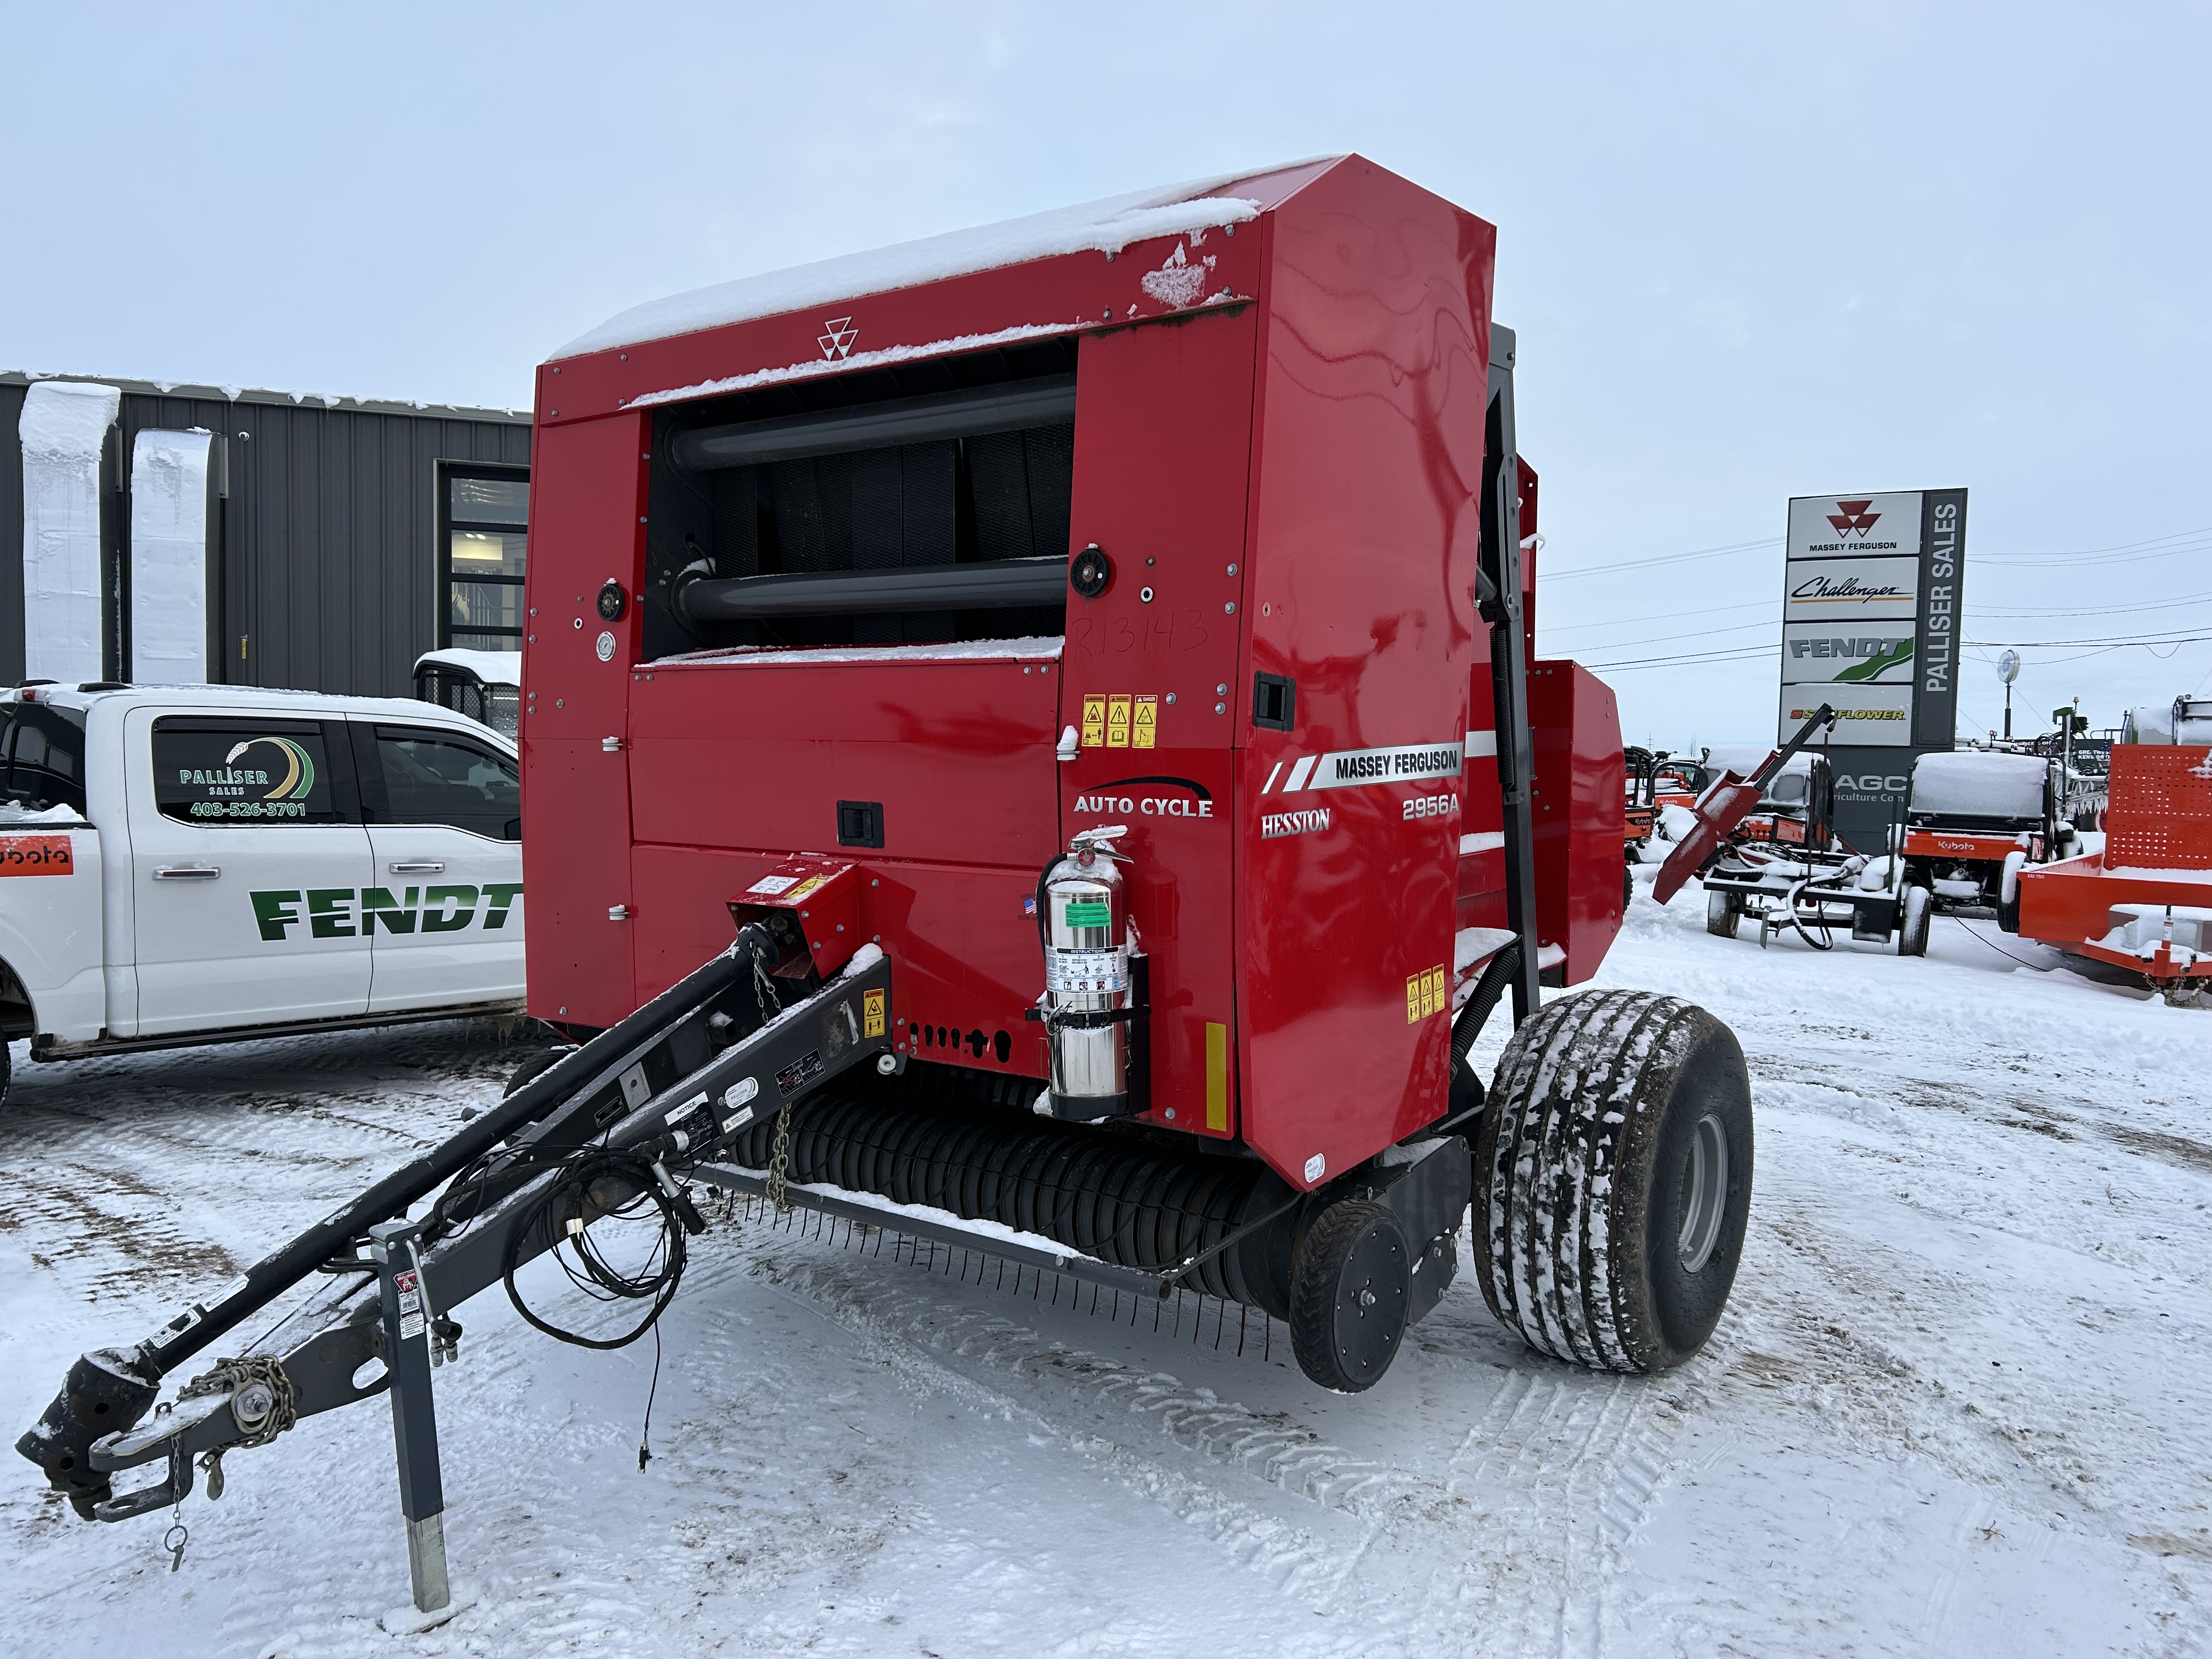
{"left": 250, "top": 885, "right": 523, "bottom": 940}
{"left": 178, "top": 736, "right": 320, "bottom": 820}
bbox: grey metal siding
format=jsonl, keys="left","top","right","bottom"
{"left": 3, "top": 381, "right": 529, "bottom": 695}
{"left": 0, "top": 383, "right": 24, "bottom": 682}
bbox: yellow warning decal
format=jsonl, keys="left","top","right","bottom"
{"left": 1407, "top": 964, "right": 1448, "bottom": 1023}
{"left": 1133, "top": 694, "right": 1158, "bottom": 749}
{"left": 862, "top": 988, "right": 885, "bottom": 1039}
{"left": 1107, "top": 693, "right": 1132, "bottom": 748}
{"left": 1081, "top": 693, "right": 1106, "bottom": 748}
{"left": 1205, "top": 1021, "right": 1229, "bottom": 1131}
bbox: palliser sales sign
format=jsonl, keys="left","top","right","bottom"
{"left": 1780, "top": 489, "right": 1967, "bottom": 748}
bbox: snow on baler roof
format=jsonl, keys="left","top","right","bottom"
{"left": 1910, "top": 749, "right": 2049, "bottom": 819}
{"left": 554, "top": 159, "right": 1343, "bottom": 360}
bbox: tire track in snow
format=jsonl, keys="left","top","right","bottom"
{"left": 727, "top": 1234, "right": 1376, "bottom": 1606}
{"left": 716, "top": 1215, "right": 1718, "bottom": 1657}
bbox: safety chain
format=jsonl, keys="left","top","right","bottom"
{"left": 176, "top": 1354, "right": 297, "bottom": 1505}
{"left": 766, "top": 1103, "right": 794, "bottom": 1215}
{"left": 179, "top": 1353, "right": 298, "bottom": 1446}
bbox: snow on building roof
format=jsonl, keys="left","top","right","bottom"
{"left": 554, "top": 159, "right": 1342, "bottom": 362}
{"left": 1, "top": 369, "right": 528, "bottom": 423}
{"left": 1911, "top": 749, "right": 2049, "bottom": 818}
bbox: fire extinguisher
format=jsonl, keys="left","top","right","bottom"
{"left": 1034, "top": 825, "right": 1144, "bottom": 1119}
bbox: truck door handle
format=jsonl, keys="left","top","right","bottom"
{"left": 387, "top": 861, "right": 446, "bottom": 874}
{"left": 153, "top": 865, "right": 221, "bottom": 881}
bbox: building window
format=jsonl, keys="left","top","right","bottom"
{"left": 440, "top": 467, "right": 528, "bottom": 650}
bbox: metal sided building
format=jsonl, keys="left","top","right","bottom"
{"left": 2, "top": 371, "right": 532, "bottom": 696}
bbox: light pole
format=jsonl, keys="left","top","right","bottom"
{"left": 1997, "top": 650, "right": 2021, "bottom": 742}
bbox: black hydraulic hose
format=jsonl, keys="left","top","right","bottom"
{"left": 131, "top": 944, "right": 754, "bottom": 1380}
{"left": 1450, "top": 943, "right": 1521, "bottom": 1081}
{"left": 677, "top": 556, "right": 1067, "bottom": 624}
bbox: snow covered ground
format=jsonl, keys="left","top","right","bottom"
{"left": 3, "top": 878, "right": 2208, "bottom": 1658}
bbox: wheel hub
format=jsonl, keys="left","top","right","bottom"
{"left": 1331, "top": 1222, "right": 1408, "bottom": 1383}
{"left": 1676, "top": 1112, "right": 1728, "bottom": 1273}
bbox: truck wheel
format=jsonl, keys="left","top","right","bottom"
{"left": 1897, "top": 885, "right": 1931, "bottom": 957}
{"left": 1475, "top": 989, "right": 1753, "bottom": 1373}
{"left": 1705, "top": 889, "right": 1740, "bottom": 939}
{"left": 503, "top": 1045, "right": 578, "bottom": 1098}
{"left": 1289, "top": 1199, "right": 1411, "bottom": 1392}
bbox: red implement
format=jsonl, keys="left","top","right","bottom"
{"left": 1652, "top": 775, "right": 1764, "bottom": 904}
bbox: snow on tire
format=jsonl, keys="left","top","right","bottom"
{"left": 1474, "top": 988, "right": 1753, "bottom": 1373}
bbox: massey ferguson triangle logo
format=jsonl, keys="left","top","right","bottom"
{"left": 1827, "top": 499, "right": 1882, "bottom": 538}
{"left": 818, "top": 317, "right": 857, "bottom": 360}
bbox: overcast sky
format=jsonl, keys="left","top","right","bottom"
{"left": 7, "top": 2, "right": 2205, "bottom": 745}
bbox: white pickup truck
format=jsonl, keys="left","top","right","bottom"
{"left": 0, "top": 682, "right": 525, "bottom": 1103}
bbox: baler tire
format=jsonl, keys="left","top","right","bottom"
{"left": 0, "top": 1037, "right": 10, "bottom": 1111}
{"left": 1289, "top": 1199, "right": 1412, "bottom": 1392}
{"left": 1475, "top": 988, "right": 1752, "bottom": 1374}
{"left": 1705, "top": 889, "right": 1740, "bottom": 939}
{"left": 503, "top": 1044, "right": 578, "bottom": 1098}
{"left": 1897, "top": 885, "right": 1932, "bottom": 957}
{"left": 1623, "top": 864, "right": 1636, "bottom": 913}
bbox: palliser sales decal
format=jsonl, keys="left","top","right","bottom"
{"left": 0, "top": 834, "right": 74, "bottom": 876}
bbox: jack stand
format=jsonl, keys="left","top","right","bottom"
{"left": 368, "top": 1220, "right": 451, "bottom": 1619}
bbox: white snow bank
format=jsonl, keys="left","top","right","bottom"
{"left": 661, "top": 635, "right": 1064, "bottom": 668}
{"left": 416, "top": 647, "right": 522, "bottom": 686}
{"left": 18, "top": 381, "right": 119, "bottom": 684}
{"left": 1911, "top": 750, "right": 2048, "bottom": 818}
{"left": 128, "top": 428, "right": 213, "bottom": 684}
{"left": 554, "top": 161, "right": 1339, "bottom": 359}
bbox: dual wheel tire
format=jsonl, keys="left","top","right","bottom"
{"left": 1288, "top": 988, "right": 1754, "bottom": 1389}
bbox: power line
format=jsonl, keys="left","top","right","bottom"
{"left": 1973, "top": 590, "right": 2212, "bottom": 619}
{"left": 1541, "top": 596, "right": 1778, "bottom": 635}
{"left": 1540, "top": 523, "right": 2212, "bottom": 586}
{"left": 1538, "top": 537, "right": 1781, "bottom": 582}
{"left": 1577, "top": 631, "right": 2212, "bottom": 675}
{"left": 1976, "top": 527, "right": 2212, "bottom": 566}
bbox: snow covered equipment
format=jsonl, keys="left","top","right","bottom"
{"left": 19, "top": 161, "right": 1758, "bottom": 1573}
{"left": 1897, "top": 748, "right": 2069, "bottom": 923}
{"left": 1701, "top": 844, "right": 1930, "bottom": 956}
{"left": 414, "top": 647, "right": 522, "bottom": 738}
{"left": 1652, "top": 705, "right": 1838, "bottom": 904}
{"left": 2007, "top": 696, "right": 2212, "bottom": 1003}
